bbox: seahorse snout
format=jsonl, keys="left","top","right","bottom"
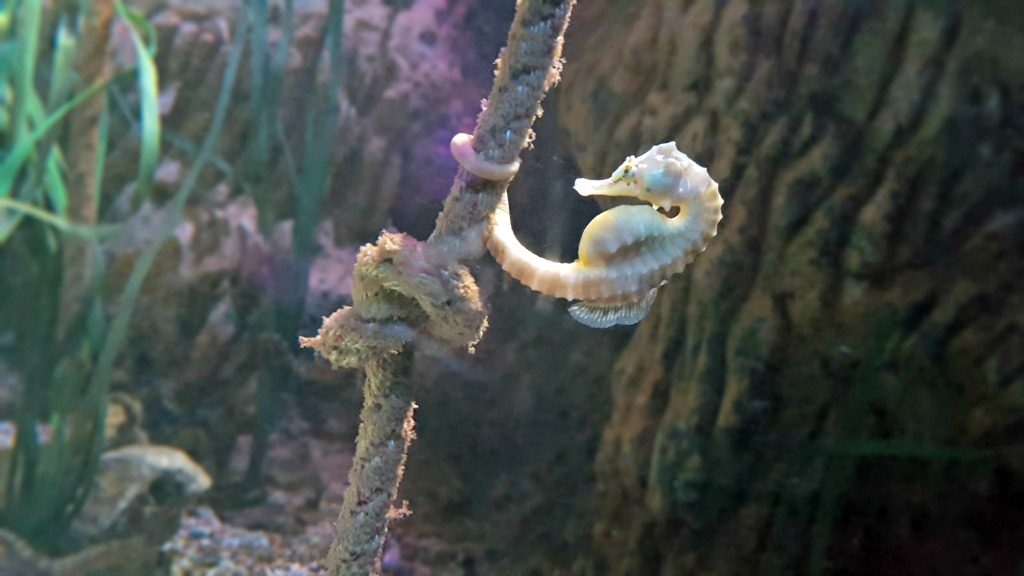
{"left": 573, "top": 175, "right": 632, "bottom": 197}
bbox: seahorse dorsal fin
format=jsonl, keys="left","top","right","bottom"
{"left": 567, "top": 287, "right": 660, "bottom": 328}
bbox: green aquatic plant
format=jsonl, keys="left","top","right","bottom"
{"left": 78, "top": 1, "right": 247, "bottom": 513}
{"left": 0, "top": 0, "right": 122, "bottom": 551}
{"left": 0, "top": 0, "right": 159, "bottom": 240}
{"left": 0, "top": 0, "right": 240, "bottom": 555}
{"left": 0, "top": 0, "right": 162, "bottom": 551}
{"left": 241, "top": 0, "right": 345, "bottom": 271}
{"left": 301, "top": 1, "right": 578, "bottom": 573}
{"left": 231, "top": 0, "right": 347, "bottom": 491}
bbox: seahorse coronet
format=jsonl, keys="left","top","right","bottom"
{"left": 450, "top": 133, "right": 724, "bottom": 328}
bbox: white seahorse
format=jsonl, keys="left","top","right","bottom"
{"left": 450, "top": 133, "right": 724, "bottom": 328}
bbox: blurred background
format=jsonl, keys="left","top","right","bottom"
{"left": 0, "top": 1, "right": 1021, "bottom": 574}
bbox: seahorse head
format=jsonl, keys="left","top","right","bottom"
{"left": 573, "top": 142, "right": 713, "bottom": 211}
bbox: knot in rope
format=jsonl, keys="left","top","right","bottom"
{"left": 301, "top": 231, "right": 488, "bottom": 369}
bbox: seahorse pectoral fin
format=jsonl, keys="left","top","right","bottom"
{"left": 567, "top": 287, "right": 660, "bottom": 328}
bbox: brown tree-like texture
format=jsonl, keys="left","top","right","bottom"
{"left": 560, "top": 1, "right": 1023, "bottom": 575}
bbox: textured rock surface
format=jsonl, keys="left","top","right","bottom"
{"left": 0, "top": 445, "right": 211, "bottom": 576}
{"left": 71, "top": 444, "right": 212, "bottom": 547}
{"left": 559, "top": 1, "right": 1024, "bottom": 574}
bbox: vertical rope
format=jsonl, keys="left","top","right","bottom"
{"left": 311, "top": 2, "right": 578, "bottom": 574}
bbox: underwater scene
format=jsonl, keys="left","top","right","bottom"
{"left": 0, "top": 0, "right": 1022, "bottom": 574}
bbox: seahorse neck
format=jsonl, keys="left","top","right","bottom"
{"left": 665, "top": 183, "right": 724, "bottom": 251}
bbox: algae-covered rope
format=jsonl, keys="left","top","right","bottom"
{"left": 300, "top": 1, "right": 577, "bottom": 575}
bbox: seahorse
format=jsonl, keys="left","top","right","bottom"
{"left": 450, "top": 133, "right": 724, "bottom": 328}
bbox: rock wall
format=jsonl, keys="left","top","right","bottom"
{"left": 559, "top": 1, "right": 1024, "bottom": 574}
